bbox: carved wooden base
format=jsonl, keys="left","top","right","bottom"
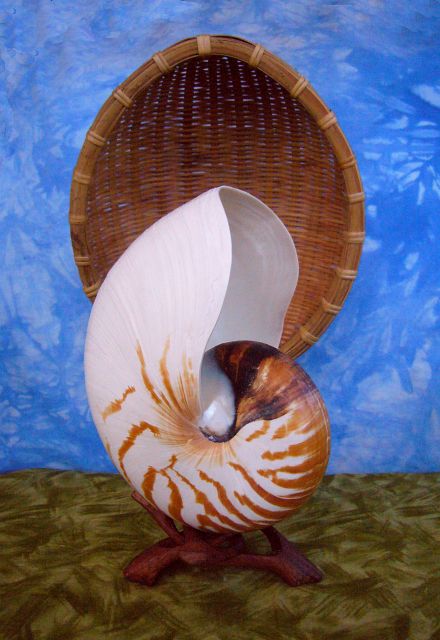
{"left": 124, "top": 491, "right": 323, "bottom": 587}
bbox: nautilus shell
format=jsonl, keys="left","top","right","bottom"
{"left": 85, "top": 186, "right": 330, "bottom": 533}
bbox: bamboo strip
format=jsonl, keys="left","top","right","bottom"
{"left": 74, "top": 256, "right": 91, "bottom": 266}
{"left": 340, "top": 156, "right": 356, "bottom": 170}
{"left": 83, "top": 282, "right": 101, "bottom": 297}
{"left": 290, "top": 76, "right": 309, "bottom": 98}
{"left": 153, "top": 52, "right": 171, "bottom": 74}
{"left": 299, "top": 326, "right": 319, "bottom": 345}
{"left": 113, "top": 88, "right": 132, "bottom": 108}
{"left": 317, "top": 111, "right": 337, "bottom": 131}
{"left": 348, "top": 192, "right": 365, "bottom": 204}
{"left": 197, "top": 35, "right": 212, "bottom": 56}
{"left": 72, "top": 171, "right": 92, "bottom": 185}
{"left": 86, "top": 130, "right": 106, "bottom": 147}
{"left": 335, "top": 267, "right": 358, "bottom": 280}
{"left": 69, "top": 214, "right": 87, "bottom": 224}
{"left": 344, "top": 231, "right": 365, "bottom": 243}
{"left": 249, "top": 44, "right": 265, "bottom": 67}
{"left": 321, "top": 298, "right": 342, "bottom": 314}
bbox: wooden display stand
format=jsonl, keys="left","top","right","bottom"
{"left": 124, "top": 491, "right": 322, "bottom": 587}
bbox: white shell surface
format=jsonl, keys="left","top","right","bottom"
{"left": 85, "top": 187, "right": 328, "bottom": 532}
{"left": 206, "top": 187, "right": 298, "bottom": 350}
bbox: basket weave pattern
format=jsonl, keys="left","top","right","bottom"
{"left": 70, "top": 35, "right": 364, "bottom": 358}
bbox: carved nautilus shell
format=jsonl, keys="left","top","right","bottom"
{"left": 85, "top": 187, "right": 330, "bottom": 533}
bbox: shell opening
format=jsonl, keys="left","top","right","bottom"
{"left": 199, "top": 347, "right": 236, "bottom": 442}
{"left": 197, "top": 186, "right": 299, "bottom": 441}
{"left": 205, "top": 186, "right": 298, "bottom": 352}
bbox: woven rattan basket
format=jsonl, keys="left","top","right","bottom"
{"left": 70, "top": 35, "right": 364, "bottom": 359}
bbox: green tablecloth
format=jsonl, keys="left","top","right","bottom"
{"left": 1, "top": 470, "right": 439, "bottom": 639}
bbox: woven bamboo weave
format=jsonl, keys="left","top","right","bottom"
{"left": 69, "top": 35, "right": 364, "bottom": 358}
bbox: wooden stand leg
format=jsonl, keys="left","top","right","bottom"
{"left": 124, "top": 491, "right": 323, "bottom": 587}
{"left": 223, "top": 526, "right": 322, "bottom": 586}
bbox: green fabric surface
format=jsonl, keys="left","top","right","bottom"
{"left": 0, "top": 470, "right": 439, "bottom": 640}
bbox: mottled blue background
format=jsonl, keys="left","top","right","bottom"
{"left": 1, "top": 1, "right": 439, "bottom": 474}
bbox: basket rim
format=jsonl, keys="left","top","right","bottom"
{"left": 69, "top": 34, "right": 365, "bottom": 359}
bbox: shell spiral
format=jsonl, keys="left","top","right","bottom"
{"left": 85, "top": 187, "right": 330, "bottom": 532}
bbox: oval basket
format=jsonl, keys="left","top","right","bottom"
{"left": 69, "top": 34, "right": 364, "bottom": 359}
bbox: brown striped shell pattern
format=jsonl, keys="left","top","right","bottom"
{"left": 85, "top": 187, "right": 330, "bottom": 533}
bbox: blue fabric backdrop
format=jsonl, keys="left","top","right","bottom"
{"left": 1, "top": 0, "right": 439, "bottom": 474}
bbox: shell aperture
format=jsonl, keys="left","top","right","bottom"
{"left": 85, "top": 187, "right": 329, "bottom": 532}
{"left": 200, "top": 341, "right": 317, "bottom": 442}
